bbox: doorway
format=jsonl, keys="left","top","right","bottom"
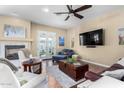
{"left": 37, "top": 31, "right": 56, "bottom": 57}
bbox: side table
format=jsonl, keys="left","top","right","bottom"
{"left": 22, "top": 59, "right": 42, "bottom": 74}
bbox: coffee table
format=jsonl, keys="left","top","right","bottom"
{"left": 22, "top": 58, "right": 42, "bottom": 74}
{"left": 58, "top": 60, "right": 89, "bottom": 81}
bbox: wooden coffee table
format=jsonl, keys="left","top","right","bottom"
{"left": 58, "top": 60, "right": 89, "bottom": 81}
{"left": 22, "top": 59, "right": 42, "bottom": 74}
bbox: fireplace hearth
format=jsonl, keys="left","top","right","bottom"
{"left": 5, "top": 45, "right": 25, "bottom": 60}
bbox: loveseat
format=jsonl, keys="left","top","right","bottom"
{"left": 52, "top": 49, "right": 75, "bottom": 63}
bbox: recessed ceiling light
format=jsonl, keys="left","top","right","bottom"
{"left": 42, "top": 8, "right": 49, "bottom": 12}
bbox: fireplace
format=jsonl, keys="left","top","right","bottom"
{"left": 5, "top": 45, "right": 25, "bottom": 60}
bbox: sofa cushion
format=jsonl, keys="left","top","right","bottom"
{"left": 52, "top": 55, "right": 67, "bottom": 60}
{"left": 102, "top": 69, "right": 124, "bottom": 80}
{"left": 88, "top": 76, "right": 124, "bottom": 88}
{"left": 62, "top": 49, "right": 74, "bottom": 55}
{"left": 15, "top": 70, "right": 46, "bottom": 88}
{"left": 53, "top": 55, "right": 67, "bottom": 58}
{"left": 21, "top": 73, "right": 46, "bottom": 88}
{"left": 0, "top": 64, "right": 20, "bottom": 88}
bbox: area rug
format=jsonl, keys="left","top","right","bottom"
{"left": 47, "top": 65, "right": 86, "bottom": 88}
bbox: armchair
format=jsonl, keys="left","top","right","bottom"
{"left": 52, "top": 49, "right": 75, "bottom": 63}
{"left": 18, "top": 48, "right": 40, "bottom": 72}
{"left": 18, "top": 49, "right": 31, "bottom": 69}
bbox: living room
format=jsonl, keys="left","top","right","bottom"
{"left": 1, "top": 2, "right": 124, "bottom": 91}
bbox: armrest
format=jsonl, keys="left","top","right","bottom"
{"left": 112, "top": 64, "right": 124, "bottom": 69}
{"left": 85, "top": 71, "right": 102, "bottom": 81}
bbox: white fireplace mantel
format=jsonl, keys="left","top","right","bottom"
{"left": 0, "top": 41, "right": 31, "bottom": 58}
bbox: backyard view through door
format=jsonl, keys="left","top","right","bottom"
{"left": 37, "top": 31, "right": 56, "bottom": 57}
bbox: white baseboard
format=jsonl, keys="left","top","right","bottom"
{"left": 81, "top": 59, "right": 110, "bottom": 68}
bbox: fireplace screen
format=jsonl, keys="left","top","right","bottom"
{"left": 5, "top": 45, "right": 25, "bottom": 60}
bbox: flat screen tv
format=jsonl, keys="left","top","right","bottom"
{"left": 79, "top": 29, "right": 104, "bottom": 46}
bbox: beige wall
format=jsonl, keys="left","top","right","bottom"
{"left": 67, "top": 9, "right": 124, "bottom": 66}
{"left": 31, "top": 23, "right": 67, "bottom": 56}
{"left": 3, "top": 11, "right": 124, "bottom": 66}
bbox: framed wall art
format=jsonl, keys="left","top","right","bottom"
{"left": 4, "top": 24, "right": 26, "bottom": 38}
{"left": 118, "top": 28, "right": 124, "bottom": 45}
{"left": 59, "top": 36, "right": 64, "bottom": 46}
{"left": 71, "top": 38, "right": 74, "bottom": 48}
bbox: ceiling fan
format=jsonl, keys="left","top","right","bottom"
{"left": 54, "top": 5, "right": 92, "bottom": 21}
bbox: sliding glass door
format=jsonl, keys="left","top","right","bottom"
{"left": 37, "top": 31, "right": 56, "bottom": 57}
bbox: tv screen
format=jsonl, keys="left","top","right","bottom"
{"left": 79, "top": 29, "right": 104, "bottom": 46}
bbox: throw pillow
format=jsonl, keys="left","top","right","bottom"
{"left": 121, "top": 76, "right": 124, "bottom": 81}
{"left": 20, "top": 80, "right": 28, "bottom": 86}
{"left": 117, "top": 57, "right": 124, "bottom": 66}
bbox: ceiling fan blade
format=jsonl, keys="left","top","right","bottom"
{"left": 54, "top": 12, "right": 69, "bottom": 15}
{"left": 74, "top": 5, "right": 92, "bottom": 12}
{"left": 74, "top": 13, "right": 84, "bottom": 19}
{"left": 67, "top": 5, "right": 72, "bottom": 12}
{"left": 70, "top": 5, "right": 72, "bottom": 10}
{"left": 65, "top": 15, "right": 70, "bottom": 21}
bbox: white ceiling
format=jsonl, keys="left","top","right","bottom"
{"left": 0, "top": 5, "right": 124, "bottom": 30}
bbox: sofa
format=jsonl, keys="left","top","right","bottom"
{"left": 85, "top": 63, "right": 124, "bottom": 81}
{"left": 85, "top": 60, "right": 124, "bottom": 81}
{"left": 77, "top": 75, "right": 124, "bottom": 88}
{"left": 52, "top": 49, "right": 75, "bottom": 63}
{"left": 77, "top": 58, "right": 124, "bottom": 88}
{"left": 0, "top": 58, "right": 46, "bottom": 88}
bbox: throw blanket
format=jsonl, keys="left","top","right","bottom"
{"left": 0, "top": 58, "right": 18, "bottom": 72}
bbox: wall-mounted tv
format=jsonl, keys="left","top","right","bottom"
{"left": 79, "top": 29, "right": 104, "bottom": 46}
